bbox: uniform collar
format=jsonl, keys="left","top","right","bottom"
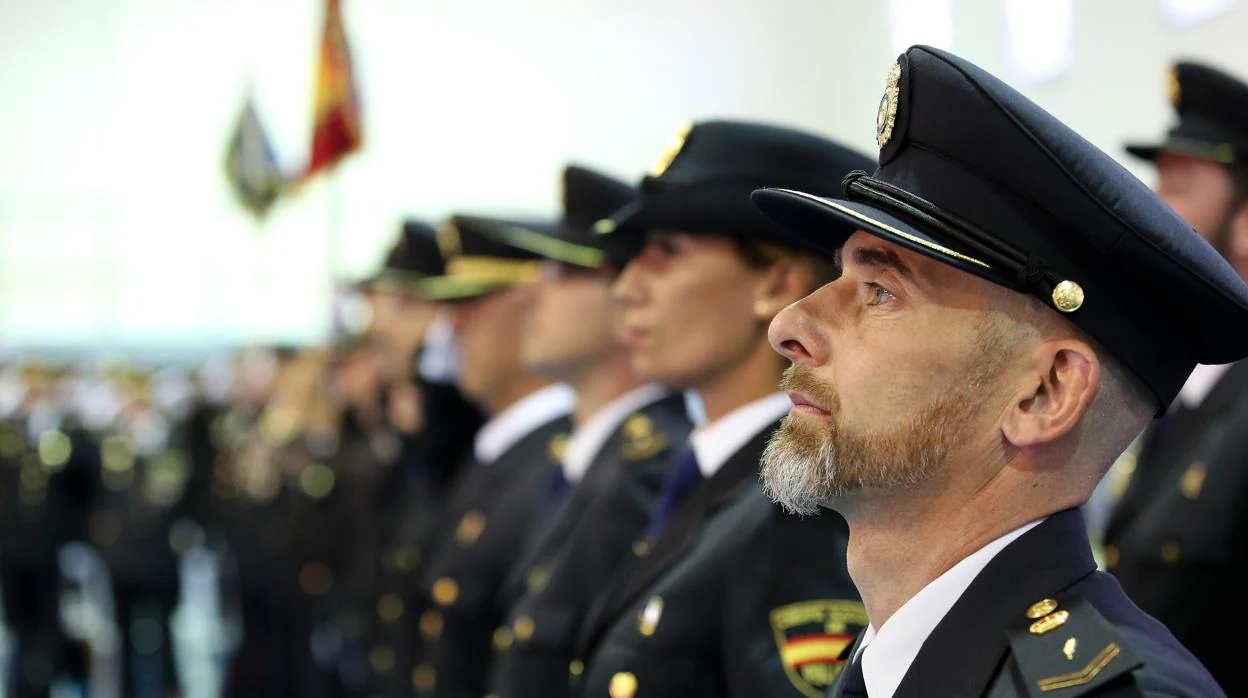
{"left": 856, "top": 517, "right": 1045, "bottom": 698}
{"left": 689, "top": 392, "right": 791, "bottom": 477}
{"left": 562, "top": 383, "right": 670, "bottom": 483}
{"left": 474, "top": 383, "right": 574, "bottom": 464}
{"left": 1176, "top": 362, "right": 1234, "bottom": 409}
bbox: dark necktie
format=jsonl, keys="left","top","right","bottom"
{"left": 543, "top": 467, "right": 571, "bottom": 516}
{"left": 644, "top": 447, "right": 703, "bottom": 539}
{"left": 837, "top": 656, "right": 868, "bottom": 697}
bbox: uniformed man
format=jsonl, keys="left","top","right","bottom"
{"left": 568, "top": 121, "right": 873, "bottom": 698}
{"left": 1101, "top": 61, "right": 1248, "bottom": 695}
{"left": 754, "top": 45, "right": 1240, "bottom": 696}
{"left": 479, "top": 164, "right": 693, "bottom": 698}
{"left": 409, "top": 214, "right": 575, "bottom": 698}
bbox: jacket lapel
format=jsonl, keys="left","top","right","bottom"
{"left": 575, "top": 421, "right": 779, "bottom": 657}
{"left": 892, "top": 509, "right": 1097, "bottom": 698}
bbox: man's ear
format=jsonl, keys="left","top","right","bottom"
{"left": 752, "top": 260, "right": 814, "bottom": 321}
{"left": 1000, "top": 339, "right": 1100, "bottom": 449}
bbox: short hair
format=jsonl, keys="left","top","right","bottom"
{"left": 730, "top": 238, "right": 839, "bottom": 291}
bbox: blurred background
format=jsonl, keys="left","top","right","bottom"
{"left": 1, "top": 1, "right": 1247, "bottom": 697}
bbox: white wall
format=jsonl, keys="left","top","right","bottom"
{"left": 0, "top": 0, "right": 1244, "bottom": 351}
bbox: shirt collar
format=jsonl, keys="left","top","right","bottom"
{"left": 689, "top": 392, "right": 790, "bottom": 478}
{"left": 474, "top": 384, "right": 574, "bottom": 465}
{"left": 1176, "top": 363, "right": 1234, "bottom": 409}
{"left": 855, "top": 517, "right": 1045, "bottom": 698}
{"left": 562, "top": 384, "right": 671, "bottom": 483}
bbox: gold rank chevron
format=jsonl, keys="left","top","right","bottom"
{"left": 1037, "top": 642, "right": 1121, "bottom": 692}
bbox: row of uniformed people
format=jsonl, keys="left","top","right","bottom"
{"left": 362, "top": 52, "right": 1248, "bottom": 698}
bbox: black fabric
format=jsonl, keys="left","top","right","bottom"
{"left": 411, "top": 411, "right": 572, "bottom": 698}
{"left": 824, "top": 510, "right": 1221, "bottom": 697}
{"left": 572, "top": 421, "right": 864, "bottom": 698}
{"left": 1105, "top": 361, "right": 1248, "bottom": 696}
{"left": 486, "top": 393, "right": 692, "bottom": 698}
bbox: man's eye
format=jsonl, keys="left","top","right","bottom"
{"left": 865, "top": 282, "right": 896, "bottom": 306}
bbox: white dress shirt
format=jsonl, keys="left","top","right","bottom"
{"left": 1176, "top": 363, "right": 1234, "bottom": 409}
{"left": 561, "top": 383, "right": 671, "bottom": 483}
{"left": 854, "top": 518, "right": 1045, "bottom": 697}
{"left": 688, "top": 392, "right": 791, "bottom": 478}
{"left": 473, "top": 384, "right": 574, "bottom": 465}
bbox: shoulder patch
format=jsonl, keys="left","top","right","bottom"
{"left": 770, "top": 599, "right": 868, "bottom": 698}
{"left": 1006, "top": 594, "right": 1143, "bottom": 696}
{"left": 619, "top": 413, "right": 670, "bottom": 461}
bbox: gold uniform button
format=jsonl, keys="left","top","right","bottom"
{"left": 1026, "top": 598, "right": 1058, "bottom": 620}
{"left": 1029, "top": 610, "right": 1070, "bottom": 636}
{"left": 1104, "top": 544, "right": 1120, "bottom": 570}
{"left": 569, "top": 659, "right": 585, "bottom": 677}
{"left": 419, "top": 609, "right": 444, "bottom": 640}
{"left": 493, "top": 626, "right": 514, "bottom": 652}
{"left": 455, "top": 509, "right": 487, "bottom": 547}
{"left": 609, "top": 671, "right": 638, "bottom": 698}
{"left": 638, "top": 596, "right": 664, "bottom": 636}
{"left": 1161, "top": 541, "right": 1181, "bottom": 566}
{"left": 369, "top": 645, "right": 395, "bottom": 674}
{"left": 432, "top": 577, "right": 459, "bottom": 607}
{"left": 513, "top": 615, "right": 535, "bottom": 642}
{"left": 527, "top": 565, "right": 550, "bottom": 593}
{"left": 1180, "top": 461, "right": 1206, "bottom": 500}
{"left": 632, "top": 539, "right": 651, "bottom": 557}
{"left": 412, "top": 663, "right": 436, "bottom": 692}
{"left": 377, "top": 593, "right": 404, "bottom": 623}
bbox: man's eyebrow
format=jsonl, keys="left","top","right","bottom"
{"left": 850, "top": 245, "right": 914, "bottom": 279}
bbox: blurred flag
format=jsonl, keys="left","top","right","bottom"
{"left": 304, "top": 0, "right": 362, "bottom": 179}
{"left": 224, "top": 95, "right": 287, "bottom": 218}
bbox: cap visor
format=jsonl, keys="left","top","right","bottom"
{"left": 751, "top": 188, "right": 999, "bottom": 283}
{"left": 1124, "top": 143, "right": 1162, "bottom": 162}
{"left": 414, "top": 276, "right": 510, "bottom": 302}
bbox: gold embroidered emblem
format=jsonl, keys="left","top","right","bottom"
{"left": 876, "top": 62, "right": 902, "bottom": 148}
{"left": 436, "top": 221, "right": 462, "bottom": 258}
{"left": 649, "top": 121, "right": 693, "bottom": 177}
{"left": 1063, "top": 637, "right": 1078, "bottom": 661}
{"left": 620, "top": 414, "right": 669, "bottom": 461}
{"left": 770, "top": 600, "right": 869, "bottom": 697}
{"left": 1168, "top": 65, "right": 1181, "bottom": 108}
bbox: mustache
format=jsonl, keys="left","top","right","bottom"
{"left": 780, "top": 364, "right": 840, "bottom": 413}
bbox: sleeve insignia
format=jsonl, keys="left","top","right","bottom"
{"left": 769, "top": 599, "right": 868, "bottom": 698}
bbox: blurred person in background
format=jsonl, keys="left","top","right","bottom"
{"left": 570, "top": 121, "right": 873, "bottom": 698}
{"left": 1105, "top": 60, "right": 1248, "bottom": 695}
{"left": 408, "top": 214, "right": 574, "bottom": 698}
{"left": 484, "top": 165, "right": 693, "bottom": 698}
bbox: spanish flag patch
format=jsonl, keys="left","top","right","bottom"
{"left": 770, "top": 600, "right": 868, "bottom": 697}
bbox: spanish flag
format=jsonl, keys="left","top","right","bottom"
{"left": 304, "top": 0, "right": 361, "bottom": 179}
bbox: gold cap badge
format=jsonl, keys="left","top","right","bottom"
{"left": 877, "top": 62, "right": 902, "bottom": 148}
{"left": 650, "top": 121, "right": 693, "bottom": 177}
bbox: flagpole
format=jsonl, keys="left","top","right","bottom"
{"left": 326, "top": 165, "right": 345, "bottom": 337}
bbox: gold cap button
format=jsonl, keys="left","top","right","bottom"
{"left": 513, "top": 615, "right": 535, "bottom": 642}
{"left": 493, "top": 626, "right": 514, "bottom": 652}
{"left": 569, "top": 659, "right": 585, "bottom": 677}
{"left": 1104, "top": 544, "right": 1120, "bottom": 569}
{"left": 610, "top": 671, "right": 638, "bottom": 698}
{"left": 432, "top": 577, "right": 459, "bottom": 607}
{"left": 1161, "top": 541, "right": 1181, "bottom": 566}
{"left": 419, "top": 609, "right": 444, "bottom": 640}
{"left": 412, "top": 663, "right": 436, "bottom": 692}
{"left": 1026, "top": 598, "right": 1058, "bottom": 620}
{"left": 1052, "top": 280, "right": 1085, "bottom": 313}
